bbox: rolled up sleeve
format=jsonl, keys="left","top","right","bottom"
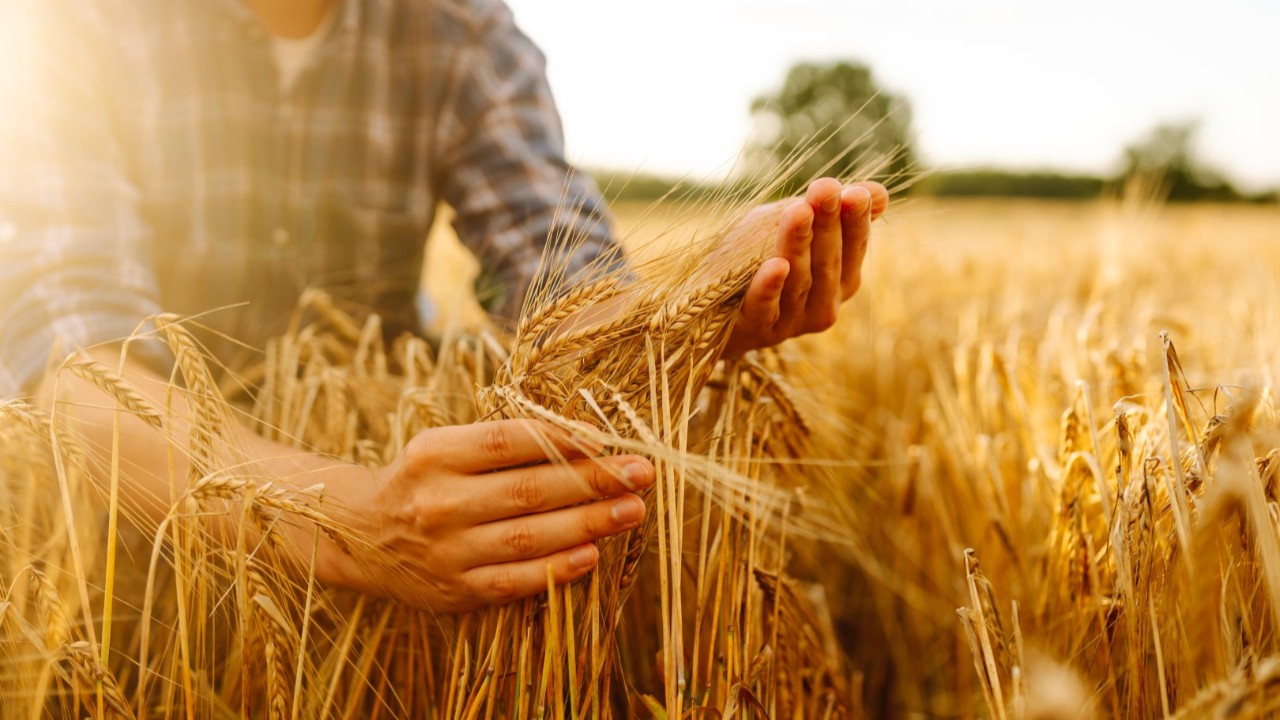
{"left": 436, "top": 0, "right": 626, "bottom": 324}
{"left": 0, "top": 4, "right": 163, "bottom": 398}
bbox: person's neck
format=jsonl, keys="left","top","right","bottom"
{"left": 243, "top": 0, "right": 335, "bottom": 39}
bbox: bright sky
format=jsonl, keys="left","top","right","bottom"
{"left": 506, "top": 0, "right": 1280, "bottom": 192}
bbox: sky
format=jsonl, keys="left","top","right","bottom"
{"left": 505, "top": 0, "right": 1280, "bottom": 192}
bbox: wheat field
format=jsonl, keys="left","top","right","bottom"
{"left": 2, "top": 188, "right": 1279, "bottom": 718}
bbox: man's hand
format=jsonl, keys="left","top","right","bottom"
{"left": 44, "top": 346, "right": 653, "bottom": 615}
{"left": 722, "top": 178, "right": 888, "bottom": 357}
{"left": 327, "top": 420, "right": 654, "bottom": 613}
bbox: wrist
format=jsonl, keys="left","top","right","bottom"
{"left": 303, "top": 461, "right": 386, "bottom": 592}
{"left": 239, "top": 431, "right": 385, "bottom": 592}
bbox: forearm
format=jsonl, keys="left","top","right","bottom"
{"left": 34, "top": 345, "right": 368, "bottom": 585}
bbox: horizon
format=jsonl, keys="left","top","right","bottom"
{"left": 506, "top": 0, "right": 1280, "bottom": 193}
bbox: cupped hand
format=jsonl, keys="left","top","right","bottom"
{"left": 325, "top": 419, "right": 654, "bottom": 613}
{"left": 722, "top": 179, "right": 888, "bottom": 357}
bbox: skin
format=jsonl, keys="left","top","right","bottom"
{"left": 242, "top": 0, "right": 334, "bottom": 38}
{"left": 724, "top": 179, "right": 889, "bottom": 357}
{"left": 33, "top": 0, "right": 892, "bottom": 614}
{"left": 334, "top": 178, "right": 888, "bottom": 611}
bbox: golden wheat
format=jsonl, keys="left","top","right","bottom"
{"left": 1, "top": 189, "right": 1278, "bottom": 718}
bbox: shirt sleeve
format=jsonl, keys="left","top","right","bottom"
{"left": 434, "top": 0, "right": 627, "bottom": 325}
{"left": 0, "top": 4, "right": 165, "bottom": 398}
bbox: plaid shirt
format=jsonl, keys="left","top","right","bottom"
{"left": 0, "top": 0, "right": 620, "bottom": 397}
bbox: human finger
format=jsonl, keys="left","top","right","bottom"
{"left": 460, "top": 493, "right": 645, "bottom": 567}
{"left": 839, "top": 184, "right": 873, "bottom": 298}
{"left": 461, "top": 542, "right": 601, "bottom": 606}
{"left": 774, "top": 200, "right": 814, "bottom": 332}
{"left": 405, "top": 419, "right": 601, "bottom": 475}
{"left": 720, "top": 257, "right": 789, "bottom": 358}
{"left": 465, "top": 455, "right": 655, "bottom": 523}
{"left": 854, "top": 180, "right": 889, "bottom": 218}
{"left": 803, "top": 179, "right": 844, "bottom": 329}
{"left": 742, "top": 257, "right": 789, "bottom": 326}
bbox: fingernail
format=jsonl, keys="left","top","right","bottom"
{"left": 569, "top": 545, "right": 598, "bottom": 569}
{"left": 845, "top": 186, "right": 871, "bottom": 216}
{"left": 772, "top": 257, "right": 791, "bottom": 283}
{"left": 821, "top": 194, "right": 840, "bottom": 213}
{"left": 621, "top": 460, "right": 653, "bottom": 489}
{"left": 770, "top": 270, "right": 788, "bottom": 291}
{"left": 611, "top": 496, "right": 644, "bottom": 525}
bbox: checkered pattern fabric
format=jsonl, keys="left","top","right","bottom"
{"left": 0, "top": 0, "right": 620, "bottom": 397}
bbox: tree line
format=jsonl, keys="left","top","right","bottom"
{"left": 599, "top": 61, "right": 1276, "bottom": 204}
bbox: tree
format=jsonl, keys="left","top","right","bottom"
{"left": 747, "top": 61, "right": 915, "bottom": 196}
{"left": 1119, "top": 121, "right": 1241, "bottom": 202}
